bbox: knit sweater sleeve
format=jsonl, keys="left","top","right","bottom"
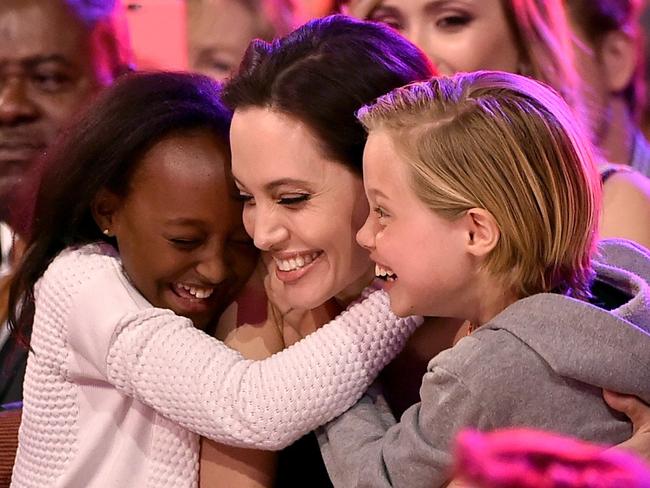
{"left": 59, "top": 246, "right": 421, "bottom": 450}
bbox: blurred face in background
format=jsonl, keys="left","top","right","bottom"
{"left": 188, "top": 0, "right": 276, "bottom": 81}
{"left": 349, "top": 0, "right": 520, "bottom": 76}
{"left": 0, "top": 0, "right": 107, "bottom": 205}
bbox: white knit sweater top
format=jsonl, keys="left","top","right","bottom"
{"left": 11, "top": 244, "right": 420, "bottom": 488}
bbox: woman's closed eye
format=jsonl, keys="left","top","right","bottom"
{"left": 277, "top": 193, "right": 311, "bottom": 206}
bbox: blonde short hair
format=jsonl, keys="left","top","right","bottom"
{"left": 358, "top": 71, "right": 601, "bottom": 300}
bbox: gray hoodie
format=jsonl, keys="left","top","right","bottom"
{"left": 318, "top": 239, "right": 650, "bottom": 487}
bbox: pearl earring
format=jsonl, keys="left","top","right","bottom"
{"left": 103, "top": 229, "right": 111, "bottom": 236}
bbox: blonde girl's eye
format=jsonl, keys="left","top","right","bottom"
{"left": 374, "top": 206, "right": 389, "bottom": 220}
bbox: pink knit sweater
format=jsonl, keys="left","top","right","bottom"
{"left": 11, "top": 244, "right": 420, "bottom": 488}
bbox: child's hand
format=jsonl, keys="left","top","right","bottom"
{"left": 604, "top": 390, "right": 650, "bottom": 463}
{"left": 257, "top": 253, "right": 343, "bottom": 347}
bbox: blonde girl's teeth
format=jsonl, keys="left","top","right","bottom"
{"left": 297, "top": 256, "right": 305, "bottom": 267}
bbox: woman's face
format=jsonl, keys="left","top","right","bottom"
{"left": 363, "top": 0, "right": 520, "bottom": 75}
{"left": 101, "top": 130, "right": 258, "bottom": 329}
{"left": 230, "top": 108, "right": 372, "bottom": 311}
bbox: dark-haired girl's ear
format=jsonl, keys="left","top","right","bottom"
{"left": 91, "top": 188, "right": 122, "bottom": 237}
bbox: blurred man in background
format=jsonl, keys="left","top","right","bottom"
{"left": 0, "top": 0, "right": 133, "bottom": 405}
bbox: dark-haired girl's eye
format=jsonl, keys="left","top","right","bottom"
{"left": 168, "top": 237, "right": 202, "bottom": 249}
{"left": 229, "top": 234, "right": 254, "bottom": 247}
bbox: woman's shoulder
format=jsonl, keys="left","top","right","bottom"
{"left": 49, "top": 242, "right": 118, "bottom": 267}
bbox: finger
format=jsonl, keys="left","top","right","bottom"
{"left": 604, "top": 390, "right": 650, "bottom": 430}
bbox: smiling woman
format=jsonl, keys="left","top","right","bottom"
{"left": 230, "top": 108, "right": 371, "bottom": 312}
{"left": 200, "top": 14, "right": 437, "bottom": 488}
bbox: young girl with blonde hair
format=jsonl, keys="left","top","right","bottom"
{"left": 318, "top": 70, "right": 650, "bottom": 487}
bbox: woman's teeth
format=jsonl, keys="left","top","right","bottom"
{"left": 178, "top": 283, "right": 214, "bottom": 299}
{"left": 375, "top": 264, "right": 397, "bottom": 281}
{"left": 274, "top": 252, "right": 320, "bottom": 272}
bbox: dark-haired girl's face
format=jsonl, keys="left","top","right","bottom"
{"left": 98, "top": 131, "right": 258, "bottom": 329}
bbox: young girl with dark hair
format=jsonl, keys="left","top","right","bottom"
{"left": 7, "top": 71, "right": 419, "bottom": 488}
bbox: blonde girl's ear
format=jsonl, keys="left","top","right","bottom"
{"left": 463, "top": 208, "right": 500, "bottom": 259}
{"left": 91, "top": 188, "right": 122, "bottom": 238}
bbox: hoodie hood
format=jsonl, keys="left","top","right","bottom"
{"left": 484, "top": 239, "right": 650, "bottom": 403}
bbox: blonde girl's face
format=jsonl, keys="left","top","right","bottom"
{"left": 356, "top": 130, "right": 475, "bottom": 318}
{"left": 363, "top": 0, "right": 520, "bottom": 75}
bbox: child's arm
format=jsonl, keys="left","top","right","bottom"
{"left": 58, "top": 252, "right": 421, "bottom": 451}
{"left": 317, "top": 366, "right": 481, "bottom": 488}
{"left": 200, "top": 285, "right": 284, "bottom": 488}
